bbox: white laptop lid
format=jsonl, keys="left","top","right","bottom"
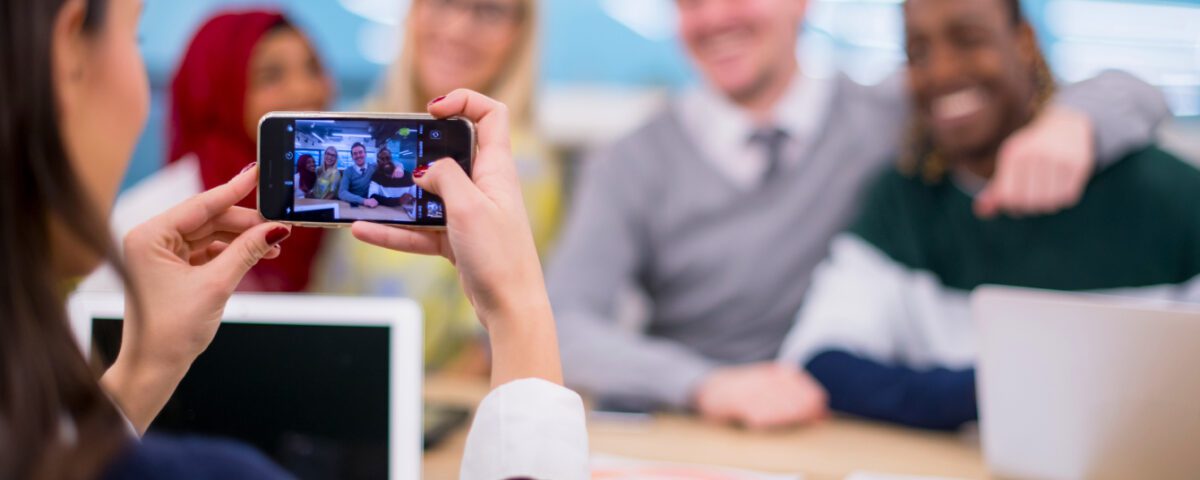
{"left": 973, "top": 286, "right": 1200, "bottom": 480}
{"left": 68, "top": 292, "right": 423, "bottom": 480}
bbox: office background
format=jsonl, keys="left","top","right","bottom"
{"left": 126, "top": 0, "right": 1200, "bottom": 190}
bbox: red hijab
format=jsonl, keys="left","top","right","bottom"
{"left": 169, "top": 11, "right": 324, "bottom": 292}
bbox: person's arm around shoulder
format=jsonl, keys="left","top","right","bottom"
{"left": 351, "top": 90, "right": 588, "bottom": 480}
{"left": 976, "top": 70, "right": 1170, "bottom": 218}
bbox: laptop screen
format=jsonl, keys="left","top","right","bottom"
{"left": 91, "top": 318, "right": 390, "bottom": 480}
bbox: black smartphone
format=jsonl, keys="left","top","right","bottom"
{"left": 258, "top": 112, "right": 475, "bottom": 229}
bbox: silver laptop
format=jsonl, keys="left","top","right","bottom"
{"left": 69, "top": 292, "right": 424, "bottom": 480}
{"left": 973, "top": 286, "right": 1200, "bottom": 480}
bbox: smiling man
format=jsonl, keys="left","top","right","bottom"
{"left": 549, "top": 0, "right": 1171, "bottom": 428}
{"left": 338, "top": 142, "right": 379, "bottom": 208}
{"left": 777, "top": 0, "right": 1200, "bottom": 431}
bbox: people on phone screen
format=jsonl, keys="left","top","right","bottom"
{"left": 338, "top": 142, "right": 379, "bottom": 207}
{"left": 309, "top": 146, "right": 343, "bottom": 200}
{"left": 368, "top": 148, "right": 417, "bottom": 209}
{"left": 294, "top": 154, "right": 317, "bottom": 198}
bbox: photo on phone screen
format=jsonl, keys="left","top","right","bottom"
{"left": 258, "top": 113, "right": 474, "bottom": 227}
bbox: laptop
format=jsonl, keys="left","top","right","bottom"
{"left": 973, "top": 286, "right": 1200, "bottom": 480}
{"left": 68, "top": 292, "right": 423, "bottom": 480}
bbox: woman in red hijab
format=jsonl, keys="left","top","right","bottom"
{"left": 169, "top": 11, "right": 333, "bottom": 291}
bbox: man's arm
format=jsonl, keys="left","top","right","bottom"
{"left": 338, "top": 169, "right": 367, "bottom": 203}
{"left": 1055, "top": 69, "right": 1171, "bottom": 167}
{"left": 777, "top": 229, "right": 975, "bottom": 431}
{"left": 806, "top": 350, "right": 977, "bottom": 431}
{"left": 976, "top": 71, "right": 1170, "bottom": 217}
{"left": 548, "top": 145, "right": 715, "bottom": 409}
{"left": 870, "top": 69, "right": 1170, "bottom": 216}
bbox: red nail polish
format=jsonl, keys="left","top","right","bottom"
{"left": 413, "top": 164, "right": 429, "bottom": 178}
{"left": 265, "top": 226, "right": 290, "bottom": 246}
{"left": 428, "top": 95, "right": 447, "bottom": 106}
{"left": 240, "top": 162, "right": 258, "bottom": 174}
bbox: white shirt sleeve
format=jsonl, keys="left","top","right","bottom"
{"left": 459, "top": 378, "right": 590, "bottom": 480}
{"left": 777, "top": 234, "right": 911, "bottom": 367}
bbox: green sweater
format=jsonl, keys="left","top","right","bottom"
{"left": 778, "top": 147, "right": 1200, "bottom": 430}
{"left": 854, "top": 146, "right": 1200, "bottom": 292}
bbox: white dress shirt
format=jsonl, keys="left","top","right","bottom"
{"left": 461, "top": 378, "right": 590, "bottom": 479}
{"left": 677, "top": 71, "right": 834, "bottom": 189}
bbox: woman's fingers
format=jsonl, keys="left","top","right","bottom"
{"left": 351, "top": 221, "right": 445, "bottom": 257}
{"left": 414, "top": 158, "right": 490, "bottom": 217}
{"left": 183, "top": 207, "right": 266, "bottom": 242}
{"left": 426, "top": 89, "right": 516, "bottom": 182}
{"left": 188, "top": 231, "right": 240, "bottom": 252}
{"left": 205, "top": 222, "right": 291, "bottom": 286}
{"left": 189, "top": 241, "right": 229, "bottom": 266}
{"left": 161, "top": 164, "right": 259, "bottom": 235}
{"left": 427, "top": 89, "right": 510, "bottom": 150}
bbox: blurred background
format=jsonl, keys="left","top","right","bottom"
{"left": 126, "top": 0, "right": 1200, "bottom": 190}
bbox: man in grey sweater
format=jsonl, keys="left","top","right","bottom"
{"left": 338, "top": 142, "right": 379, "bottom": 207}
{"left": 547, "top": 0, "right": 1169, "bottom": 429}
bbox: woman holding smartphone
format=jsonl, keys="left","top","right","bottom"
{"left": 0, "top": 0, "right": 587, "bottom": 478}
{"left": 320, "top": 0, "right": 563, "bottom": 370}
{"left": 83, "top": 10, "right": 332, "bottom": 293}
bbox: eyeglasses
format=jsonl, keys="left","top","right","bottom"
{"left": 423, "top": 0, "right": 524, "bottom": 28}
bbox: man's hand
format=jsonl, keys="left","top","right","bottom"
{"left": 693, "top": 362, "right": 828, "bottom": 430}
{"left": 364, "top": 198, "right": 380, "bottom": 208}
{"left": 976, "top": 105, "right": 1095, "bottom": 219}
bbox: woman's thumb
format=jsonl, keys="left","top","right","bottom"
{"left": 414, "top": 158, "right": 485, "bottom": 209}
{"left": 210, "top": 223, "right": 291, "bottom": 284}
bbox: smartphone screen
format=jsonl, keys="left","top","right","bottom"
{"left": 258, "top": 113, "right": 474, "bottom": 227}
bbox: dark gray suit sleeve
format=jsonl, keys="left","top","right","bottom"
{"left": 547, "top": 145, "right": 716, "bottom": 409}
{"left": 1053, "top": 70, "right": 1171, "bottom": 168}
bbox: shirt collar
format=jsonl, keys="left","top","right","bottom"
{"left": 677, "top": 70, "right": 834, "bottom": 185}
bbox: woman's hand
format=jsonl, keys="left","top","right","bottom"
{"left": 351, "top": 89, "right": 563, "bottom": 387}
{"left": 101, "top": 165, "right": 290, "bottom": 434}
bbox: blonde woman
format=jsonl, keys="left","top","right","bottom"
{"left": 317, "top": 0, "right": 562, "bottom": 369}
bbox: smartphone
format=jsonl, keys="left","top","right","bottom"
{"left": 258, "top": 112, "right": 475, "bottom": 229}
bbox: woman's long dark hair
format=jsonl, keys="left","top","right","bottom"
{"left": 0, "top": 0, "right": 135, "bottom": 478}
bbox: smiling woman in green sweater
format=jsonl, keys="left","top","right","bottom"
{"left": 778, "top": 0, "right": 1199, "bottom": 431}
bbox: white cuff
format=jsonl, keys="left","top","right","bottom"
{"left": 460, "top": 378, "right": 590, "bottom": 480}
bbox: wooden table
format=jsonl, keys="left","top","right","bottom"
{"left": 422, "top": 375, "right": 987, "bottom": 479}
{"left": 294, "top": 197, "right": 414, "bottom": 222}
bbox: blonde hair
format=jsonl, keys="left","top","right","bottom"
{"left": 362, "top": 0, "right": 539, "bottom": 126}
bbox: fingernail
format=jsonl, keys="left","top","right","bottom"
{"left": 413, "top": 166, "right": 427, "bottom": 179}
{"left": 265, "top": 226, "right": 291, "bottom": 246}
{"left": 428, "top": 95, "right": 446, "bottom": 106}
{"left": 240, "top": 162, "right": 257, "bottom": 174}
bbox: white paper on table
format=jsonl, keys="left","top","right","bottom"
{"left": 591, "top": 454, "right": 801, "bottom": 480}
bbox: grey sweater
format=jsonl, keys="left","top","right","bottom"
{"left": 338, "top": 163, "right": 376, "bottom": 204}
{"left": 547, "top": 71, "right": 1170, "bottom": 408}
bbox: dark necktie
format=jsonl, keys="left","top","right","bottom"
{"left": 749, "top": 127, "right": 789, "bottom": 181}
